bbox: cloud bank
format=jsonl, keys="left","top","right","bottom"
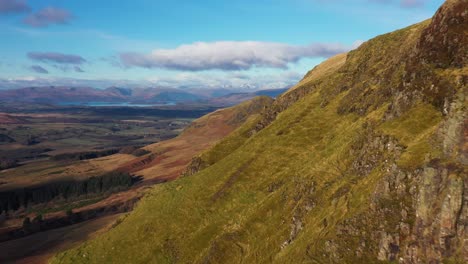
{"left": 120, "top": 41, "right": 351, "bottom": 71}
{"left": 27, "top": 52, "right": 86, "bottom": 64}
{"left": 23, "top": 7, "right": 72, "bottom": 27}
{"left": 0, "top": 0, "right": 29, "bottom": 14}
{"left": 146, "top": 71, "right": 302, "bottom": 90}
{"left": 0, "top": 70, "right": 302, "bottom": 91}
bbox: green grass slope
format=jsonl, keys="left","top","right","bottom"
{"left": 52, "top": 1, "right": 467, "bottom": 263}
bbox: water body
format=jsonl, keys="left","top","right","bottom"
{"left": 58, "top": 102, "right": 176, "bottom": 107}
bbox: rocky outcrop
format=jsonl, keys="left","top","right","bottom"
{"left": 182, "top": 156, "right": 206, "bottom": 177}
{"left": 416, "top": 0, "right": 468, "bottom": 68}
{"left": 330, "top": 147, "right": 466, "bottom": 263}
{"left": 330, "top": 95, "right": 466, "bottom": 263}
{"left": 403, "top": 165, "right": 465, "bottom": 263}
{"left": 252, "top": 84, "right": 319, "bottom": 134}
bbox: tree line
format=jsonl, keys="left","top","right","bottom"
{"left": 0, "top": 171, "right": 137, "bottom": 213}
{"left": 51, "top": 149, "right": 120, "bottom": 161}
{"left": 0, "top": 158, "right": 18, "bottom": 171}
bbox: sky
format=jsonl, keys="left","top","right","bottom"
{"left": 0, "top": 0, "right": 444, "bottom": 90}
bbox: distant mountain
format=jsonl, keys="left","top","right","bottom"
{"left": 203, "top": 88, "right": 288, "bottom": 106}
{"left": 0, "top": 86, "right": 125, "bottom": 104}
{"left": 254, "top": 88, "right": 288, "bottom": 97}
{"left": 0, "top": 86, "right": 287, "bottom": 106}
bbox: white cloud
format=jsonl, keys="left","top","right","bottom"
{"left": 146, "top": 71, "right": 302, "bottom": 90}
{"left": 120, "top": 41, "right": 352, "bottom": 71}
{"left": 0, "top": 70, "right": 303, "bottom": 91}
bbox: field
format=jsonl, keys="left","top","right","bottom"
{"left": 0, "top": 105, "right": 218, "bottom": 190}
{"left": 0, "top": 106, "right": 213, "bottom": 161}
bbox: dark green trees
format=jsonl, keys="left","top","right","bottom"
{"left": 0, "top": 172, "right": 135, "bottom": 214}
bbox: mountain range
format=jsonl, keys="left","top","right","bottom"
{"left": 0, "top": 86, "right": 288, "bottom": 107}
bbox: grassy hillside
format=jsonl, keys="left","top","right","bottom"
{"left": 52, "top": 1, "right": 467, "bottom": 263}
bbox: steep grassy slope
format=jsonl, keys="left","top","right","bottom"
{"left": 52, "top": 1, "right": 467, "bottom": 263}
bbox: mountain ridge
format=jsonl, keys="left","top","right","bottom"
{"left": 52, "top": 1, "right": 467, "bottom": 263}
{"left": 0, "top": 86, "right": 287, "bottom": 106}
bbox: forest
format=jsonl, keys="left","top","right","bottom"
{"left": 0, "top": 171, "right": 137, "bottom": 213}
{"left": 51, "top": 149, "right": 120, "bottom": 161}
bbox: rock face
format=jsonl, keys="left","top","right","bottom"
{"left": 52, "top": 1, "right": 467, "bottom": 263}
{"left": 361, "top": 162, "right": 466, "bottom": 263}
{"left": 417, "top": 0, "right": 468, "bottom": 68}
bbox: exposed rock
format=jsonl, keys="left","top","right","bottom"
{"left": 416, "top": 0, "right": 468, "bottom": 68}
{"left": 377, "top": 232, "right": 400, "bottom": 261}
{"left": 438, "top": 92, "right": 466, "bottom": 163}
{"left": 281, "top": 215, "right": 304, "bottom": 250}
{"left": 182, "top": 156, "right": 206, "bottom": 177}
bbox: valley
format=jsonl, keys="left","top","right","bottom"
{"left": 0, "top": 104, "right": 215, "bottom": 171}
{"left": 0, "top": 97, "right": 273, "bottom": 263}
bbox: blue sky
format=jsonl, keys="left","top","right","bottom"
{"left": 0, "top": 0, "right": 444, "bottom": 90}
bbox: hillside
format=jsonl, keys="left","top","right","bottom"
{"left": 52, "top": 1, "right": 467, "bottom": 263}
